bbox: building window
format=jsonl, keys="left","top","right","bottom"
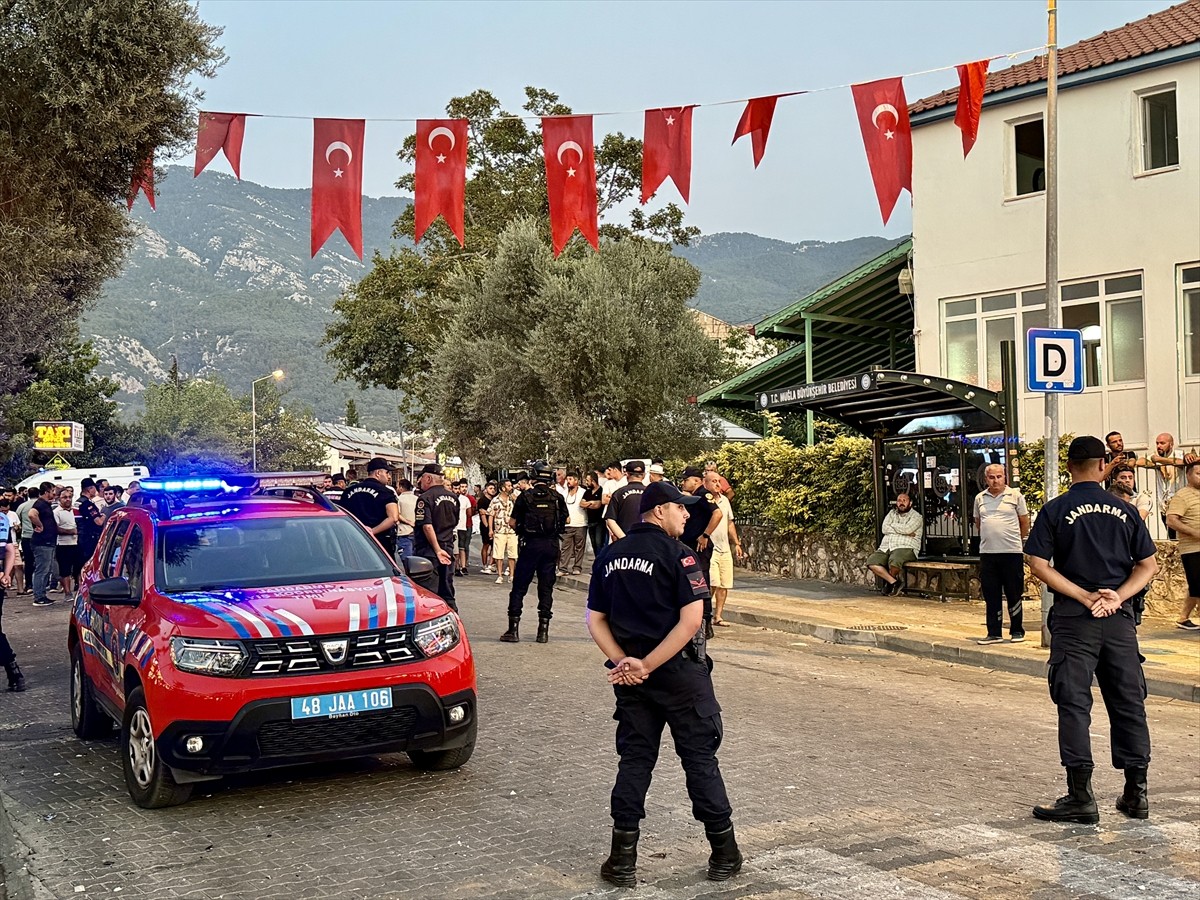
{"left": 1184, "top": 265, "right": 1200, "bottom": 376}
{"left": 1141, "top": 88, "right": 1178, "bottom": 171}
{"left": 1012, "top": 117, "right": 1045, "bottom": 196}
{"left": 941, "top": 272, "right": 1145, "bottom": 392}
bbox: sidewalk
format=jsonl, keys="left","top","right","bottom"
{"left": 555, "top": 567, "right": 1200, "bottom": 703}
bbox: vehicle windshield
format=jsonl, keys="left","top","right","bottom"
{"left": 156, "top": 514, "right": 397, "bottom": 593}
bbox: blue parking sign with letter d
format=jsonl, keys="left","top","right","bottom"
{"left": 1026, "top": 328, "right": 1084, "bottom": 393}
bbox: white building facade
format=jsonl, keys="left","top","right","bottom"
{"left": 909, "top": 8, "right": 1199, "bottom": 463}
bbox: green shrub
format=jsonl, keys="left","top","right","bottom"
{"left": 703, "top": 435, "right": 875, "bottom": 541}
{"left": 1015, "top": 434, "right": 1073, "bottom": 512}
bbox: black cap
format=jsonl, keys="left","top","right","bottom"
{"left": 419, "top": 462, "right": 444, "bottom": 476}
{"left": 1067, "top": 435, "right": 1108, "bottom": 461}
{"left": 366, "top": 457, "right": 393, "bottom": 473}
{"left": 680, "top": 466, "right": 704, "bottom": 480}
{"left": 639, "top": 481, "right": 702, "bottom": 513}
{"left": 624, "top": 459, "right": 646, "bottom": 474}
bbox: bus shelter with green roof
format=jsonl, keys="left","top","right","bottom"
{"left": 700, "top": 238, "right": 1021, "bottom": 560}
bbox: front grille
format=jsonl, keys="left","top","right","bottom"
{"left": 257, "top": 706, "right": 420, "bottom": 756}
{"left": 245, "top": 626, "right": 422, "bottom": 676}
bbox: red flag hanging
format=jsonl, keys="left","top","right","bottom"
{"left": 954, "top": 60, "right": 989, "bottom": 157}
{"left": 732, "top": 96, "right": 780, "bottom": 168}
{"left": 414, "top": 118, "right": 468, "bottom": 246}
{"left": 850, "top": 78, "right": 912, "bottom": 225}
{"left": 542, "top": 115, "right": 598, "bottom": 256}
{"left": 194, "top": 112, "right": 248, "bottom": 179}
{"left": 642, "top": 106, "right": 695, "bottom": 204}
{"left": 127, "top": 155, "right": 155, "bottom": 210}
{"left": 311, "top": 118, "right": 365, "bottom": 259}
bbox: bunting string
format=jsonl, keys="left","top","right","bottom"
{"left": 198, "top": 45, "right": 1045, "bottom": 123}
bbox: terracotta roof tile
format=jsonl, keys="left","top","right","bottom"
{"left": 910, "top": 0, "right": 1200, "bottom": 116}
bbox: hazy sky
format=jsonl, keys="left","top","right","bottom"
{"left": 191, "top": 0, "right": 1170, "bottom": 244}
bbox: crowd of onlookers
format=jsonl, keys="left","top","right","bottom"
{"left": 1, "top": 479, "right": 141, "bottom": 604}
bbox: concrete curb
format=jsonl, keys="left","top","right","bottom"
{"left": 557, "top": 577, "right": 1200, "bottom": 704}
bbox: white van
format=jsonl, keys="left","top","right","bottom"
{"left": 15, "top": 465, "right": 152, "bottom": 497}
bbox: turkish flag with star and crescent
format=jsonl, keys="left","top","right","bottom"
{"left": 954, "top": 60, "right": 990, "bottom": 158}
{"left": 642, "top": 106, "right": 695, "bottom": 204}
{"left": 542, "top": 115, "right": 598, "bottom": 256}
{"left": 851, "top": 78, "right": 912, "bottom": 225}
{"left": 414, "top": 118, "right": 468, "bottom": 246}
{"left": 311, "top": 118, "right": 365, "bottom": 258}
{"left": 194, "top": 112, "right": 248, "bottom": 179}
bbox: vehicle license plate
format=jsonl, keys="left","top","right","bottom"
{"left": 290, "top": 687, "right": 393, "bottom": 720}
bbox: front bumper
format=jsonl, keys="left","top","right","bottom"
{"left": 157, "top": 685, "right": 476, "bottom": 778}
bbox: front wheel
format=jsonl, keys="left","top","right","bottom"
{"left": 407, "top": 741, "right": 475, "bottom": 771}
{"left": 70, "top": 643, "right": 113, "bottom": 740}
{"left": 121, "top": 687, "right": 192, "bottom": 809}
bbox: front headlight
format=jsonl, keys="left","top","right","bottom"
{"left": 414, "top": 614, "right": 461, "bottom": 657}
{"left": 170, "top": 637, "right": 247, "bottom": 676}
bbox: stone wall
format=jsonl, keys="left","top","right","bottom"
{"left": 738, "top": 525, "right": 1189, "bottom": 622}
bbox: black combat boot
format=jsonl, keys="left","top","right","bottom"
{"left": 1116, "top": 767, "right": 1149, "bottom": 819}
{"left": 499, "top": 617, "right": 520, "bottom": 643}
{"left": 536, "top": 618, "right": 549, "bottom": 643}
{"left": 4, "top": 660, "right": 26, "bottom": 693}
{"left": 704, "top": 617, "right": 715, "bottom": 640}
{"left": 600, "top": 827, "right": 638, "bottom": 888}
{"left": 705, "top": 824, "right": 743, "bottom": 881}
{"left": 1032, "top": 766, "right": 1099, "bottom": 824}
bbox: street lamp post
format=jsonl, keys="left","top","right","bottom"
{"left": 251, "top": 369, "right": 285, "bottom": 471}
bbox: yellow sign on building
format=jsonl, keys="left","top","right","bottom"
{"left": 45, "top": 454, "right": 72, "bottom": 470}
{"left": 33, "top": 421, "right": 85, "bottom": 452}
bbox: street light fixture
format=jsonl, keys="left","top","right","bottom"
{"left": 251, "top": 369, "right": 285, "bottom": 471}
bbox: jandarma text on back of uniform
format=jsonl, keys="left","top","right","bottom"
{"left": 1065, "top": 504, "right": 1129, "bottom": 525}
{"left": 605, "top": 558, "right": 655, "bottom": 577}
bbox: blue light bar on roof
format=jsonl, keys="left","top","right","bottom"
{"left": 141, "top": 477, "right": 241, "bottom": 494}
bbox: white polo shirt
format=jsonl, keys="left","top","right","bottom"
{"left": 973, "top": 486, "right": 1028, "bottom": 554}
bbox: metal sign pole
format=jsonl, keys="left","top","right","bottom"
{"left": 1041, "top": 0, "right": 1060, "bottom": 649}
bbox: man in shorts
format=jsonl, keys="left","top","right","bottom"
{"left": 707, "top": 474, "right": 742, "bottom": 627}
{"left": 866, "top": 492, "right": 922, "bottom": 595}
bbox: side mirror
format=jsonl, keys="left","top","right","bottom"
{"left": 89, "top": 577, "right": 139, "bottom": 606}
{"left": 401, "top": 555, "right": 437, "bottom": 592}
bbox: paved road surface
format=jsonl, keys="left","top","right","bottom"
{"left": 1, "top": 575, "right": 1197, "bottom": 899}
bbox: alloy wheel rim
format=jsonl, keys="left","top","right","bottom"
{"left": 128, "top": 708, "right": 156, "bottom": 788}
{"left": 71, "top": 659, "right": 82, "bottom": 726}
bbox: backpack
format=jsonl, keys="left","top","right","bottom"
{"left": 522, "top": 485, "right": 560, "bottom": 537}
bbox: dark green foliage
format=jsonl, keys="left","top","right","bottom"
{"left": 431, "top": 220, "right": 723, "bottom": 467}
{"left": 703, "top": 436, "right": 876, "bottom": 541}
{"left": 1015, "top": 434, "right": 1074, "bottom": 512}
{"left": 0, "top": 0, "right": 224, "bottom": 395}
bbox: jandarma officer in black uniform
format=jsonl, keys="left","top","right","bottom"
{"left": 413, "top": 463, "right": 461, "bottom": 611}
{"left": 500, "top": 461, "right": 567, "bottom": 644}
{"left": 586, "top": 480, "right": 742, "bottom": 887}
{"left": 1025, "top": 435, "right": 1158, "bottom": 824}
{"left": 338, "top": 458, "right": 400, "bottom": 558}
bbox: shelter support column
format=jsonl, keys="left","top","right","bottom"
{"left": 804, "top": 316, "right": 814, "bottom": 446}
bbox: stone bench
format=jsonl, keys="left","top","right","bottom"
{"left": 901, "top": 560, "right": 977, "bottom": 602}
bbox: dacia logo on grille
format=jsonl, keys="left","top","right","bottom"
{"left": 320, "top": 639, "right": 349, "bottom": 665}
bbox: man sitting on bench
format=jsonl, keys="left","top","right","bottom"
{"left": 866, "top": 492, "right": 923, "bottom": 595}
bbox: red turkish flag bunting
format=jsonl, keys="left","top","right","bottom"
{"left": 194, "top": 112, "right": 248, "bottom": 179}
{"left": 414, "top": 118, "right": 468, "bottom": 246}
{"left": 732, "top": 96, "right": 780, "bottom": 168}
{"left": 127, "top": 155, "right": 155, "bottom": 210}
{"left": 954, "top": 60, "right": 989, "bottom": 157}
{"left": 642, "top": 106, "right": 694, "bottom": 204}
{"left": 851, "top": 77, "right": 912, "bottom": 225}
{"left": 311, "top": 118, "right": 365, "bottom": 258}
{"left": 542, "top": 115, "right": 598, "bottom": 256}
